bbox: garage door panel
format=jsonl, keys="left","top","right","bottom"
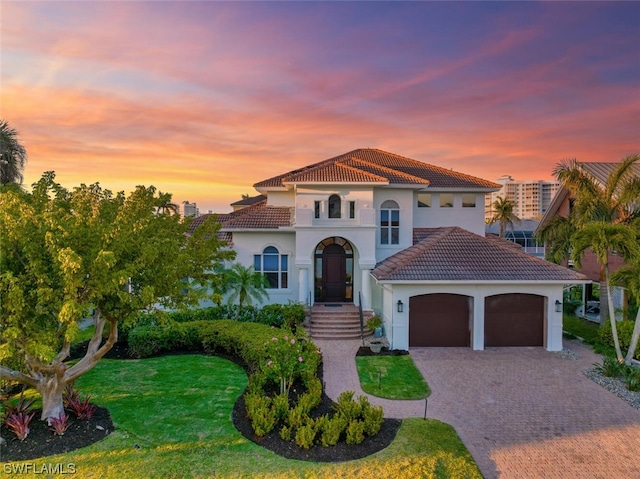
{"left": 409, "top": 294, "right": 470, "bottom": 347}
{"left": 485, "top": 294, "right": 544, "bottom": 347}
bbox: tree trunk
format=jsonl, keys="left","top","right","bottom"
{"left": 599, "top": 265, "right": 609, "bottom": 327}
{"left": 604, "top": 266, "right": 624, "bottom": 362}
{"left": 625, "top": 307, "right": 640, "bottom": 364}
{"left": 36, "top": 375, "right": 67, "bottom": 423}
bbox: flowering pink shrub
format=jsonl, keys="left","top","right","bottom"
{"left": 261, "top": 333, "right": 312, "bottom": 394}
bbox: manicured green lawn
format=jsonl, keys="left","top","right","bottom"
{"left": 563, "top": 314, "right": 600, "bottom": 344}
{"left": 12, "top": 355, "right": 479, "bottom": 478}
{"left": 356, "top": 355, "right": 431, "bottom": 399}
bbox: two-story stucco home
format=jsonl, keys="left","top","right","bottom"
{"left": 196, "top": 148, "right": 586, "bottom": 351}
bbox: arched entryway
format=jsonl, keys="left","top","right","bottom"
{"left": 314, "top": 237, "right": 354, "bottom": 302}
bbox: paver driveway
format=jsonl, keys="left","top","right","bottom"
{"left": 316, "top": 338, "right": 640, "bottom": 479}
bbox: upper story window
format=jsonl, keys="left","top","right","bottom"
{"left": 380, "top": 200, "right": 399, "bottom": 245}
{"left": 462, "top": 193, "right": 476, "bottom": 208}
{"left": 417, "top": 193, "right": 431, "bottom": 207}
{"left": 349, "top": 201, "right": 355, "bottom": 219}
{"left": 328, "top": 194, "right": 341, "bottom": 218}
{"left": 314, "top": 201, "right": 321, "bottom": 219}
{"left": 440, "top": 193, "right": 454, "bottom": 208}
{"left": 254, "top": 246, "right": 288, "bottom": 289}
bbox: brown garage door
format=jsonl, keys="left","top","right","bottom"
{"left": 409, "top": 294, "right": 471, "bottom": 347}
{"left": 484, "top": 294, "right": 544, "bottom": 347}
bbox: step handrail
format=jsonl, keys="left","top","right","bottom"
{"left": 358, "top": 291, "right": 364, "bottom": 346}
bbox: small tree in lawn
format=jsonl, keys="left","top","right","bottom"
{"left": 226, "top": 263, "right": 268, "bottom": 313}
{"left": 0, "top": 172, "right": 235, "bottom": 422}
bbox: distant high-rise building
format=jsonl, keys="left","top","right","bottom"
{"left": 182, "top": 201, "right": 199, "bottom": 218}
{"left": 485, "top": 175, "right": 560, "bottom": 221}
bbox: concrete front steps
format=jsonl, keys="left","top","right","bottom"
{"left": 304, "top": 303, "right": 374, "bottom": 340}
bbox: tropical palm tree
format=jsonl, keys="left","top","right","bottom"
{"left": 571, "top": 222, "right": 640, "bottom": 362}
{"left": 0, "top": 119, "right": 28, "bottom": 185}
{"left": 489, "top": 196, "right": 520, "bottom": 237}
{"left": 156, "top": 191, "right": 179, "bottom": 215}
{"left": 611, "top": 259, "right": 640, "bottom": 364}
{"left": 226, "top": 263, "right": 268, "bottom": 313}
{"left": 537, "top": 155, "right": 640, "bottom": 327}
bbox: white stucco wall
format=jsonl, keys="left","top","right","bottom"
{"left": 413, "top": 191, "right": 486, "bottom": 236}
{"left": 373, "top": 188, "right": 414, "bottom": 261}
{"left": 231, "top": 231, "right": 299, "bottom": 305}
{"left": 380, "top": 282, "right": 565, "bottom": 352}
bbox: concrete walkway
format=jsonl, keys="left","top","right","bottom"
{"left": 315, "top": 338, "right": 640, "bottom": 479}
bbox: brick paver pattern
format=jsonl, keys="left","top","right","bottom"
{"left": 315, "top": 338, "right": 640, "bottom": 479}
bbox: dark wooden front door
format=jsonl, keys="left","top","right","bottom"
{"left": 322, "top": 243, "right": 346, "bottom": 302}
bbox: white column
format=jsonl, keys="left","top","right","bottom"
{"left": 360, "top": 269, "right": 371, "bottom": 310}
{"left": 472, "top": 292, "right": 484, "bottom": 350}
{"left": 298, "top": 268, "right": 309, "bottom": 305}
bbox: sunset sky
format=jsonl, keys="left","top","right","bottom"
{"left": 2, "top": 1, "right": 639, "bottom": 213}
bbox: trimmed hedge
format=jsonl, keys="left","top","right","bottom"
{"left": 599, "top": 320, "right": 640, "bottom": 360}
{"left": 127, "top": 319, "right": 320, "bottom": 374}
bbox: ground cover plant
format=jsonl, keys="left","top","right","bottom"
{"left": 1, "top": 355, "right": 482, "bottom": 478}
{"left": 356, "top": 355, "right": 431, "bottom": 400}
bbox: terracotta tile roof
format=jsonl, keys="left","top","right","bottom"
{"left": 254, "top": 148, "right": 500, "bottom": 189}
{"left": 284, "top": 161, "right": 388, "bottom": 183}
{"left": 222, "top": 203, "right": 294, "bottom": 229}
{"left": 373, "top": 227, "right": 587, "bottom": 282}
{"left": 230, "top": 194, "right": 267, "bottom": 207}
{"left": 185, "top": 214, "right": 233, "bottom": 246}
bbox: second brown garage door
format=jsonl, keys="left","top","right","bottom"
{"left": 484, "top": 294, "right": 544, "bottom": 347}
{"left": 409, "top": 294, "right": 471, "bottom": 347}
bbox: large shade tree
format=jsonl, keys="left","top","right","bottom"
{"left": 0, "top": 119, "right": 28, "bottom": 186}
{"left": 0, "top": 172, "right": 235, "bottom": 421}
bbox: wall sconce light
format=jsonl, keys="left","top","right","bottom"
{"left": 555, "top": 300, "right": 562, "bottom": 313}
{"left": 397, "top": 300, "right": 404, "bottom": 313}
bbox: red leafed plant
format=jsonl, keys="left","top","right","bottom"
{"left": 63, "top": 383, "right": 81, "bottom": 409}
{"left": 67, "top": 395, "right": 96, "bottom": 420}
{"left": 5, "top": 411, "right": 36, "bottom": 441}
{"left": 49, "top": 412, "right": 71, "bottom": 435}
{"left": 4, "top": 391, "right": 36, "bottom": 416}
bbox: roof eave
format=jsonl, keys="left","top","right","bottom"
{"left": 372, "top": 278, "right": 590, "bottom": 285}
{"left": 282, "top": 180, "right": 389, "bottom": 187}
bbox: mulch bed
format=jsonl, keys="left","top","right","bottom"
{"left": 2, "top": 341, "right": 401, "bottom": 463}
{"left": 232, "top": 362, "right": 401, "bottom": 462}
{"left": 1, "top": 406, "right": 114, "bottom": 462}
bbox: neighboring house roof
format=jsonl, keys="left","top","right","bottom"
{"left": 372, "top": 226, "right": 587, "bottom": 282}
{"left": 230, "top": 194, "right": 267, "bottom": 207}
{"left": 254, "top": 148, "right": 501, "bottom": 190}
{"left": 538, "top": 160, "right": 640, "bottom": 230}
{"left": 485, "top": 219, "right": 541, "bottom": 236}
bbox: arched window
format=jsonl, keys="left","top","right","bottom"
{"left": 328, "top": 194, "right": 341, "bottom": 218}
{"left": 380, "top": 200, "right": 400, "bottom": 245}
{"left": 254, "top": 246, "right": 288, "bottom": 289}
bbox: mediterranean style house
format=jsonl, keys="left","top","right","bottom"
{"left": 195, "top": 149, "right": 586, "bottom": 351}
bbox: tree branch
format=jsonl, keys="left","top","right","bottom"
{"left": 0, "top": 365, "right": 39, "bottom": 388}
{"left": 65, "top": 311, "right": 118, "bottom": 383}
